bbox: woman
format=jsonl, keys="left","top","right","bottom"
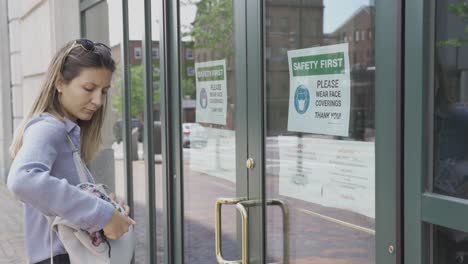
{"left": 7, "top": 39, "right": 135, "bottom": 264}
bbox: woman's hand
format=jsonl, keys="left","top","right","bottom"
{"left": 103, "top": 210, "right": 135, "bottom": 240}
{"left": 109, "top": 193, "right": 130, "bottom": 216}
{"left": 104, "top": 193, "right": 135, "bottom": 240}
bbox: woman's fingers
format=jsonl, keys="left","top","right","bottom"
{"left": 124, "top": 205, "right": 130, "bottom": 216}
{"left": 127, "top": 216, "right": 136, "bottom": 225}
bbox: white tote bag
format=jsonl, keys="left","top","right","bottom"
{"left": 48, "top": 135, "right": 136, "bottom": 264}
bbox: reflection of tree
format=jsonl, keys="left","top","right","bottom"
{"left": 186, "top": 0, "right": 234, "bottom": 59}
{"left": 112, "top": 64, "right": 161, "bottom": 119}
{"left": 181, "top": 77, "right": 196, "bottom": 98}
{"left": 438, "top": 0, "right": 468, "bottom": 47}
{"left": 435, "top": 0, "right": 468, "bottom": 107}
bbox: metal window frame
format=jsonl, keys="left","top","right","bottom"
{"left": 142, "top": 0, "right": 158, "bottom": 263}
{"left": 376, "top": 0, "right": 402, "bottom": 263}
{"left": 406, "top": 0, "right": 468, "bottom": 263}
{"left": 404, "top": 0, "right": 441, "bottom": 263}
{"left": 79, "top": 0, "right": 104, "bottom": 11}
{"left": 246, "top": 0, "right": 265, "bottom": 262}
{"left": 164, "top": 0, "right": 184, "bottom": 263}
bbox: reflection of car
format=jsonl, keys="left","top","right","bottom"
{"left": 113, "top": 118, "right": 144, "bottom": 143}
{"left": 182, "top": 123, "right": 208, "bottom": 148}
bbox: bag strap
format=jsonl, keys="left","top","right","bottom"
{"left": 49, "top": 135, "right": 94, "bottom": 264}
{"left": 65, "top": 135, "right": 92, "bottom": 184}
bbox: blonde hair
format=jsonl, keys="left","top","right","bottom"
{"left": 9, "top": 39, "right": 115, "bottom": 163}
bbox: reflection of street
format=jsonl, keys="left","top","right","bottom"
{"left": 266, "top": 136, "right": 375, "bottom": 263}
{"left": 113, "top": 134, "right": 375, "bottom": 263}
{"left": 184, "top": 135, "right": 375, "bottom": 263}
{"left": 112, "top": 142, "right": 145, "bottom": 161}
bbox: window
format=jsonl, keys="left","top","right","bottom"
{"left": 355, "top": 30, "right": 360, "bottom": 42}
{"left": 153, "top": 67, "right": 160, "bottom": 77}
{"left": 361, "top": 30, "right": 366, "bottom": 41}
{"left": 134, "top": 47, "right": 142, "bottom": 59}
{"left": 279, "top": 17, "right": 288, "bottom": 32}
{"left": 186, "top": 67, "right": 195, "bottom": 77}
{"left": 152, "top": 47, "right": 159, "bottom": 59}
{"left": 186, "top": 48, "right": 193, "bottom": 60}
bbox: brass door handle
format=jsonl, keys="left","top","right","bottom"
{"left": 215, "top": 198, "right": 289, "bottom": 264}
{"left": 266, "top": 199, "right": 289, "bottom": 264}
{"left": 238, "top": 199, "right": 289, "bottom": 264}
{"left": 215, "top": 198, "right": 248, "bottom": 264}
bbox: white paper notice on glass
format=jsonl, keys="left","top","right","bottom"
{"left": 287, "top": 43, "right": 351, "bottom": 137}
{"left": 195, "top": 59, "right": 227, "bottom": 125}
{"left": 277, "top": 136, "right": 375, "bottom": 218}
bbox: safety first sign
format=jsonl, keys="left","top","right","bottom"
{"left": 287, "top": 43, "right": 350, "bottom": 136}
{"left": 195, "top": 60, "right": 227, "bottom": 125}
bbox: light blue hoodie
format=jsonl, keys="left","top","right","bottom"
{"left": 7, "top": 113, "right": 114, "bottom": 264}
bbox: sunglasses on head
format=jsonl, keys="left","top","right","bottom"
{"left": 74, "top": 38, "right": 110, "bottom": 52}
{"left": 60, "top": 39, "right": 111, "bottom": 72}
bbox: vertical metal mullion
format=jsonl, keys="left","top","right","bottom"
{"left": 142, "top": 0, "right": 157, "bottom": 263}
{"left": 121, "top": 0, "right": 134, "bottom": 238}
{"left": 160, "top": 0, "right": 172, "bottom": 262}
{"left": 234, "top": 0, "right": 248, "bottom": 259}
{"left": 404, "top": 0, "right": 430, "bottom": 263}
{"left": 375, "top": 0, "right": 401, "bottom": 263}
{"left": 246, "top": 0, "right": 264, "bottom": 262}
{"left": 160, "top": 0, "right": 170, "bottom": 262}
{"left": 163, "top": 0, "right": 184, "bottom": 263}
{"left": 80, "top": 12, "right": 86, "bottom": 37}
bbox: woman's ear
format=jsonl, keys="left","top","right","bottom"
{"left": 55, "top": 76, "right": 64, "bottom": 93}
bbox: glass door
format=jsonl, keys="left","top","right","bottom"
{"left": 177, "top": 0, "right": 248, "bottom": 263}
{"left": 171, "top": 0, "right": 398, "bottom": 263}
{"left": 262, "top": 1, "right": 376, "bottom": 263}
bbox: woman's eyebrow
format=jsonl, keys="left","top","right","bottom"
{"left": 83, "top": 81, "right": 111, "bottom": 89}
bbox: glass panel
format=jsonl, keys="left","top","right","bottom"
{"left": 120, "top": 1, "right": 147, "bottom": 263}
{"left": 264, "top": 1, "right": 376, "bottom": 263}
{"left": 179, "top": 0, "right": 238, "bottom": 262}
{"left": 433, "top": 225, "right": 468, "bottom": 264}
{"left": 433, "top": 0, "right": 468, "bottom": 200}
{"left": 83, "top": 0, "right": 152, "bottom": 262}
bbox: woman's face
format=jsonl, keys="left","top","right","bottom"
{"left": 58, "top": 67, "right": 112, "bottom": 122}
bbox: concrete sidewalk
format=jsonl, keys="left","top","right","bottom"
{"left": 0, "top": 183, "right": 26, "bottom": 264}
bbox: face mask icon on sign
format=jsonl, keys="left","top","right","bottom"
{"left": 294, "top": 84, "right": 310, "bottom": 114}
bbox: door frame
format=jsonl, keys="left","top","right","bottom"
{"left": 162, "top": 0, "right": 403, "bottom": 263}
{"left": 375, "top": 0, "right": 402, "bottom": 263}
{"left": 164, "top": 0, "right": 251, "bottom": 263}
{"left": 244, "top": 0, "right": 402, "bottom": 263}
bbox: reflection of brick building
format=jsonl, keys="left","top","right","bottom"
{"left": 265, "top": 0, "right": 324, "bottom": 135}
{"left": 111, "top": 40, "right": 160, "bottom": 65}
{"left": 265, "top": 2, "right": 375, "bottom": 139}
{"left": 324, "top": 6, "right": 376, "bottom": 139}
{"left": 330, "top": 6, "right": 375, "bottom": 70}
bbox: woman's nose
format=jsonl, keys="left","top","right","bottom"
{"left": 91, "top": 91, "right": 104, "bottom": 107}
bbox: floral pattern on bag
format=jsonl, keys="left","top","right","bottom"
{"left": 77, "top": 183, "right": 125, "bottom": 247}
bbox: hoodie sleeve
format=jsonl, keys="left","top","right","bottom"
{"left": 7, "top": 118, "right": 114, "bottom": 233}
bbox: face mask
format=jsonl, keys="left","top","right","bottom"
{"left": 298, "top": 99, "right": 305, "bottom": 111}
